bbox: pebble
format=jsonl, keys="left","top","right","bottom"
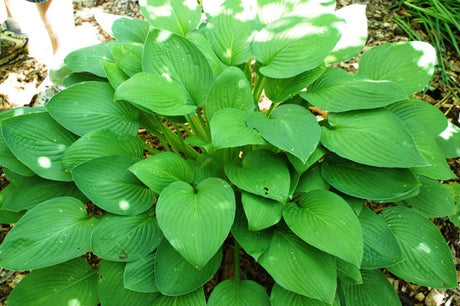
{"left": 415, "top": 292, "right": 425, "bottom": 302}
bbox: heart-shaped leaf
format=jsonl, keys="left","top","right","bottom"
{"left": 358, "top": 207, "right": 403, "bottom": 269}
{"left": 46, "top": 81, "right": 139, "bottom": 136}
{"left": 0, "top": 197, "right": 96, "bottom": 271}
{"left": 72, "top": 155, "right": 156, "bottom": 215}
{"left": 436, "top": 121, "right": 460, "bottom": 158}
{"left": 340, "top": 269, "right": 401, "bottom": 306}
{"left": 206, "top": 66, "right": 255, "bottom": 121}
{"left": 242, "top": 192, "right": 284, "bottom": 231}
{"left": 62, "top": 129, "right": 145, "bottom": 170}
{"left": 129, "top": 152, "right": 194, "bottom": 194}
{"left": 283, "top": 190, "right": 363, "bottom": 266}
{"left": 321, "top": 109, "right": 427, "bottom": 167}
{"left": 321, "top": 156, "right": 420, "bottom": 202}
{"left": 258, "top": 230, "right": 337, "bottom": 303}
{"left": 253, "top": 15, "right": 342, "bottom": 78}
{"left": 140, "top": 0, "right": 201, "bottom": 35}
{"left": 186, "top": 31, "right": 227, "bottom": 76}
{"left": 6, "top": 258, "right": 98, "bottom": 306}
{"left": 225, "top": 149, "right": 290, "bottom": 202}
{"left": 248, "top": 104, "right": 320, "bottom": 163}
{"left": 381, "top": 206, "right": 457, "bottom": 288}
{"left": 98, "top": 260, "right": 159, "bottom": 305}
{"left": 156, "top": 177, "right": 235, "bottom": 268}
{"left": 300, "top": 68, "right": 407, "bottom": 112}
{"left": 114, "top": 72, "right": 196, "bottom": 116}
{"left": 103, "top": 61, "right": 129, "bottom": 89}
{"left": 210, "top": 109, "right": 266, "bottom": 149}
{"left": 1, "top": 112, "right": 77, "bottom": 181}
{"left": 91, "top": 214, "right": 163, "bottom": 262}
{"left": 155, "top": 239, "right": 222, "bottom": 296}
{"left": 143, "top": 29, "right": 213, "bottom": 106}
{"left": 124, "top": 252, "right": 158, "bottom": 293}
{"left": 208, "top": 279, "right": 270, "bottom": 306}
{"left": 358, "top": 41, "right": 436, "bottom": 95}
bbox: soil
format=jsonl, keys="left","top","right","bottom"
{"left": 0, "top": 0, "right": 459, "bottom": 305}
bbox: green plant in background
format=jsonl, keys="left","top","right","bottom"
{"left": 0, "top": 0, "right": 459, "bottom": 305}
{"left": 390, "top": 0, "right": 460, "bottom": 97}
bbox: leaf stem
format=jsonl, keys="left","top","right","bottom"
{"left": 234, "top": 239, "right": 240, "bottom": 287}
{"left": 253, "top": 74, "right": 266, "bottom": 107}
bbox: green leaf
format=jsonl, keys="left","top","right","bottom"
{"left": 446, "top": 183, "right": 460, "bottom": 227}
{"left": 321, "top": 109, "right": 427, "bottom": 167}
{"left": 242, "top": 192, "right": 283, "bottom": 231}
{"left": 259, "top": 230, "right": 336, "bottom": 303}
{"left": 129, "top": 152, "right": 194, "bottom": 194}
{"left": 6, "top": 258, "right": 98, "bottom": 306}
{"left": 270, "top": 283, "right": 335, "bottom": 306}
{"left": 0, "top": 197, "right": 95, "bottom": 271}
{"left": 231, "top": 209, "right": 273, "bottom": 261}
{"left": 110, "top": 42, "right": 143, "bottom": 77}
{"left": 210, "top": 109, "right": 266, "bottom": 149}
{"left": 225, "top": 150, "right": 290, "bottom": 202}
{"left": 340, "top": 269, "right": 401, "bottom": 306}
{"left": 64, "top": 42, "right": 115, "bottom": 77}
{"left": 253, "top": 15, "right": 342, "bottom": 78}
{"left": 321, "top": 156, "right": 420, "bottom": 202}
{"left": 186, "top": 31, "right": 227, "bottom": 76}
{"left": 103, "top": 61, "right": 130, "bottom": 89}
{"left": 287, "top": 145, "right": 327, "bottom": 174}
{"left": 47, "top": 81, "right": 139, "bottom": 136}
{"left": 143, "top": 29, "right": 213, "bottom": 106}
{"left": 2, "top": 112, "right": 77, "bottom": 181}
{"left": 112, "top": 17, "right": 151, "bottom": 43}
{"left": 387, "top": 99, "right": 454, "bottom": 179}
{"left": 399, "top": 175, "right": 456, "bottom": 218}
{"left": 436, "top": 121, "right": 460, "bottom": 158}
{"left": 358, "top": 41, "right": 436, "bottom": 95}
{"left": 156, "top": 177, "right": 235, "bottom": 268}
{"left": 295, "top": 164, "right": 329, "bottom": 194}
{"left": 248, "top": 104, "right": 320, "bottom": 163}
{"left": 0, "top": 108, "right": 46, "bottom": 177}
{"left": 140, "top": 0, "right": 201, "bottom": 35}
{"left": 358, "top": 207, "right": 403, "bottom": 269}
{"left": 91, "top": 214, "right": 163, "bottom": 262}
{"left": 124, "top": 252, "right": 158, "bottom": 292}
{"left": 62, "top": 129, "right": 145, "bottom": 170}
{"left": 387, "top": 98, "right": 447, "bottom": 136}
{"left": 325, "top": 4, "right": 367, "bottom": 63}
{"left": 381, "top": 206, "right": 457, "bottom": 288}
{"left": 2, "top": 176, "right": 86, "bottom": 212}
{"left": 152, "top": 288, "right": 206, "bottom": 306}
{"left": 337, "top": 258, "right": 362, "bottom": 285}
{"left": 300, "top": 68, "right": 407, "bottom": 112}
{"left": 72, "top": 155, "right": 156, "bottom": 215}
{"left": 155, "top": 239, "right": 221, "bottom": 296}
{"left": 264, "top": 63, "right": 326, "bottom": 103}
{"left": 114, "top": 72, "right": 196, "bottom": 116}
{"left": 208, "top": 279, "right": 270, "bottom": 306}
{"left": 206, "top": 66, "right": 254, "bottom": 120}
{"left": 205, "top": 0, "right": 254, "bottom": 65}
{"left": 98, "top": 260, "right": 159, "bottom": 305}
{"left": 283, "top": 190, "right": 363, "bottom": 266}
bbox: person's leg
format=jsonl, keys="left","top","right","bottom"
{"left": 34, "top": 0, "right": 74, "bottom": 57}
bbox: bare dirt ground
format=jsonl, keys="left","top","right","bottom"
{"left": 0, "top": 0, "right": 459, "bottom": 305}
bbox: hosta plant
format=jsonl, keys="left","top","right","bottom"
{"left": 0, "top": 0, "right": 459, "bottom": 305}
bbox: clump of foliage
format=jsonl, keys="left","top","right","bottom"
{"left": 0, "top": 0, "right": 459, "bottom": 305}
{"left": 391, "top": 0, "right": 460, "bottom": 95}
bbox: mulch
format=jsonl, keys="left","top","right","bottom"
{"left": 0, "top": 0, "right": 459, "bottom": 305}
